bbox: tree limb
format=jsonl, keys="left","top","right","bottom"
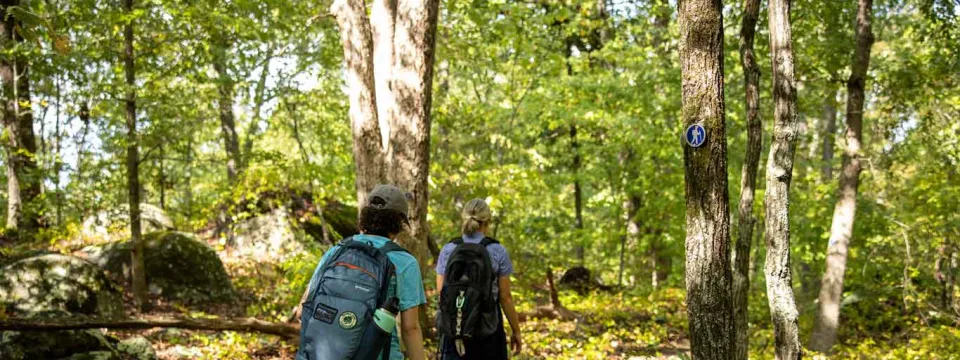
{"left": 0, "top": 316, "right": 300, "bottom": 340}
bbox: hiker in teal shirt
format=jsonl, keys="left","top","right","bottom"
{"left": 299, "top": 185, "right": 427, "bottom": 360}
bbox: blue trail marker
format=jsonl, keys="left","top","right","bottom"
{"left": 685, "top": 124, "right": 706, "bottom": 148}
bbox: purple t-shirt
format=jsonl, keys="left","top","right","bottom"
{"left": 436, "top": 232, "right": 514, "bottom": 299}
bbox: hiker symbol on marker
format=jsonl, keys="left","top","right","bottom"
{"left": 685, "top": 124, "right": 706, "bottom": 148}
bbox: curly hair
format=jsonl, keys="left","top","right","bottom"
{"left": 358, "top": 206, "right": 406, "bottom": 237}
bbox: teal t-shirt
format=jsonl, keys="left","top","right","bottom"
{"left": 314, "top": 234, "right": 426, "bottom": 360}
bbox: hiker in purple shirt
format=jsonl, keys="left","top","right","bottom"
{"left": 435, "top": 199, "right": 522, "bottom": 359}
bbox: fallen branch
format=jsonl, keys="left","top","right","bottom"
{"left": 0, "top": 315, "right": 300, "bottom": 340}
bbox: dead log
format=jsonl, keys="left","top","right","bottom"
{"left": 0, "top": 315, "right": 300, "bottom": 340}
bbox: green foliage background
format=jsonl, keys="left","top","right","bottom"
{"left": 0, "top": 0, "right": 957, "bottom": 357}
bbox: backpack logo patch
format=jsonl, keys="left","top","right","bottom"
{"left": 314, "top": 303, "right": 338, "bottom": 324}
{"left": 354, "top": 284, "right": 372, "bottom": 293}
{"left": 339, "top": 312, "right": 358, "bottom": 329}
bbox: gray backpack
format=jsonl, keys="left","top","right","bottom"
{"left": 297, "top": 238, "right": 408, "bottom": 360}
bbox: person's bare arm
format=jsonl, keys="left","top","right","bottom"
{"left": 400, "top": 305, "right": 426, "bottom": 360}
{"left": 498, "top": 275, "right": 523, "bottom": 355}
{"left": 436, "top": 274, "right": 444, "bottom": 292}
{"left": 292, "top": 285, "right": 310, "bottom": 321}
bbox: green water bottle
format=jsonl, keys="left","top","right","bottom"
{"left": 374, "top": 297, "right": 399, "bottom": 334}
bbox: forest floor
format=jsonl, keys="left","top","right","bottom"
{"left": 97, "top": 242, "right": 698, "bottom": 359}
{"left": 10, "top": 235, "right": 960, "bottom": 359}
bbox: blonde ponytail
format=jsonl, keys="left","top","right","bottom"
{"left": 461, "top": 199, "right": 493, "bottom": 235}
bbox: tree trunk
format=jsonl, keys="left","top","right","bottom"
{"left": 76, "top": 102, "right": 90, "bottom": 217}
{"left": 1, "top": 0, "right": 41, "bottom": 235}
{"left": 212, "top": 38, "right": 239, "bottom": 245}
{"left": 158, "top": 144, "right": 165, "bottom": 210}
{"left": 371, "top": 0, "right": 397, "bottom": 157}
{"left": 214, "top": 52, "right": 241, "bottom": 184}
{"left": 677, "top": 0, "right": 735, "bottom": 358}
{"left": 733, "top": 0, "right": 761, "bottom": 357}
{"left": 820, "top": 87, "right": 838, "bottom": 182}
{"left": 810, "top": 0, "right": 874, "bottom": 353}
{"left": 0, "top": 316, "right": 299, "bottom": 340}
{"left": 123, "top": 0, "right": 148, "bottom": 312}
{"left": 53, "top": 76, "right": 63, "bottom": 226}
{"left": 764, "top": 0, "right": 802, "bottom": 358}
{"left": 241, "top": 54, "right": 273, "bottom": 167}
{"left": 571, "top": 124, "right": 585, "bottom": 265}
{"left": 331, "top": 0, "right": 439, "bottom": 312}
{"left": 622, "top": 189, "right": 640, "bottom": 287}
{"left": 331, "top": 0, "right": 386, "bottom": 206}
{"left": 387, "top": 0, "right": 440, "bottom": 278}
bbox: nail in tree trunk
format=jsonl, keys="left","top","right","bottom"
{"left": 820, "top": 87, "right": 838, "bottom": 182}
{"left": 764, "top": 0, "right": 802, "bottom": 358}
{"left": 810, "top": 0, "right": 874, "bottom": 353}
{"left": 732, "top": 0, "right": 761, "bottom": 357}
{"left": 331, "top": 0, "right": 386, "bottom": 206}
{"left": 123, "top": 0, "right": 148, "bottom": 311}
{"left": 387, "top": 0, "right": 440, "bottom": 274}
{"left": 677, "top": 0, "right": 735, "bottom": 358}
{"left": 1, "top": 0, "right": 41, "bottom": 235}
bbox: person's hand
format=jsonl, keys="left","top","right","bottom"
{"left": 510, "top": 331, "right": 523, "bottom": 355}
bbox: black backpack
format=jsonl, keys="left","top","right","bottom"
{"left": 437, "top": 237, "right": 500, "bottom": 341}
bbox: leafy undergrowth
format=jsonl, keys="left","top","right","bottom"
{"left": 8, "top": 236, "right": 960, "bottom": 359}
{"left": 512, "top": 289, "right": 690, "bottom": 359}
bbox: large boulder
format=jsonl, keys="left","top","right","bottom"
{"left": 0, "top": 255, "right": 154, "bottom": 360}
{"left": 82, "top": 232, "right": 235, "bottom": 304}
{"left": 0, "top": 320, "right": 115, "bottom": 360}
{"left": 81, "top": 204, "right": 174, "bottom": 241}
{"left": 229, "top": 200, "right": 358, "bottom": 261}
{"left": 0, "top": 326, "right": 157, "bottom": 360}
{"left": 0, "top": 254, "right": 123, "bottom": 317}
{"left": 232, "top": 207, "right": 303, "bottom": 261}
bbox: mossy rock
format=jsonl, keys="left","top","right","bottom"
{"left": 0, "top": 327, "right": 115, "bottom": 360}
{"left": 233, "top": 208, "right": 303, "bottom": 260}
{"left": 59, "top": 351, "right": 121, "bottom": 360}
{"left": 82, "top": 232, "right": 235, "bottom": 304}
{"left": 0, "top": 254, "right": 124, "bottom": 317}
{"left": 0, "top": 248, "right": 54, "bottom": 268}
{"left": 115, "top": 336, "right": 157, "bottom": 360}
{"left": 321, "top": 201, "right": 359, "bottom": 240}
{"left": 81, "top": 204, "right": 174, "bottom": 242}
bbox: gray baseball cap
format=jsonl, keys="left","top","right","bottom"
{"left": 366, "top": 184, "right": 411, "bottom": 218}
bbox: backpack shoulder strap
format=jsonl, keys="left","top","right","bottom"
{"left": 450, "top": 237, "right": 464, "bottom": 245}
{"left": 480, "top": 237, "right": 499, "bottom": 246}
{"left": 379, "top": 241, "right": 409, "bottom": 255}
